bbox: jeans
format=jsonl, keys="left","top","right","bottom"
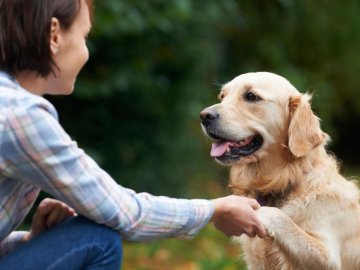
{"left": 0, "top": 216, "right": 122, "bottom": 270}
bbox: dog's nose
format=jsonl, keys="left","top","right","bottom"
{"left": 200, "top": 108, "right": 219, "bottom": 126}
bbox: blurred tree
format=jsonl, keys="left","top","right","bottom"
{"left": 213, "top": 0, "right": 360, "bottom": 165}
{"left": 48, "top": 0, "right": 233, "bottom": 196}
{"left": 47, "top": 0, "right": 360, "bottom": 199}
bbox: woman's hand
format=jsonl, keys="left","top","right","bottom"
{"left": 211, "top": 195, "right": 267, "bottom": 238}
{"left": 24, "top": 198, "right": 76, "bottom": 242}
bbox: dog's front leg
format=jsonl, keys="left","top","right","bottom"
{"left": 256, "top": 206, "right": 341, "bottom": 270}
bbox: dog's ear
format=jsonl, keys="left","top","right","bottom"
{"left": 288, "top": 94, "right": 328, "bottom": 158}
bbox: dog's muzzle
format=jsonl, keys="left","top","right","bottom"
{"left": 200, "top": 107, "right": 263, "bottom": 164}
{"left": 200, "top": 107, "right": 219, "bottom": 128}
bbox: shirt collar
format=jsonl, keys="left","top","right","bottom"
{"left": 0, "top": 71, "right": 15, "bottom": 81}
{"left": 0, "top": 71, "right": 21, "bottom": 89}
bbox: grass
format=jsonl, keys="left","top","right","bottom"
{"left": 122, "top": 225, "right": 247, "bottom": 270}
{"left": 121, "top": 179, "right": 248, "bottom": 270}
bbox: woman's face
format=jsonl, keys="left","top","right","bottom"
{"left": 46, "top": 0, "right": 91, "bottom": 95}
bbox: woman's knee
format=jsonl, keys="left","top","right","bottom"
{"left": 63, "top": 216, "right": 123, "bottom": 268}
{"left": 0, "top": 216, "right": 122, "bottom": 270}
{"left": 65, "top": 216, "right": 122, "bottom": 247}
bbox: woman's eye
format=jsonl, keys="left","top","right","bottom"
{"left": 244, "top": 91, "right": 261, "bottom": 102}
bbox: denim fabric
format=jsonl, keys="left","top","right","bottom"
{"left": 0, "top": 216, "right": 122, "bottom": 270}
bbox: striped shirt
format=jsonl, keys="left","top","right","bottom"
{"left": 0, "top": 71, "right": 214, "bottom": 257}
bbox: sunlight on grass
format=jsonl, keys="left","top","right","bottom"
{"left": 121, "top": 179, "right": 249, "bottom": 270}
{"left": 122, "top": 225, "right": 247, "bottom": 270}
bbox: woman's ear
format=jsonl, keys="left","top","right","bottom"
{"left": 288, "top": 94, "right": 329, "bottom": 158}
{"left": 50, "top": 17, "right": 61, "bottom": 55}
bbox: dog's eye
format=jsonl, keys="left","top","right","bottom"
{"left": 244, "top": 91, "right": 261, "bottom": 102}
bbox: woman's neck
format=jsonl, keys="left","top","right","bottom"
{"left": 15, "top": 71, "right": 48, "bottom": 96}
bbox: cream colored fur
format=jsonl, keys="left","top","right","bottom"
{"left": 203, "top": 72, "right": 360, "bottom": 270}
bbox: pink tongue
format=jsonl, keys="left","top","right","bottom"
{"left": 211, "top": 142, "right": 232, "bottom": 157}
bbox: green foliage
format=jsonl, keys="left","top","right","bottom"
{"left": 122, "top": 225, "right": 246, "bottom": 270}
{"left": 48, "top": 0, "right": 360, "bottom": 198}
{"left": 49, "top": 0, "right": 234, "bottom": 196}
{"left": 32, "top": 0, "right": 360, "bottom": 268}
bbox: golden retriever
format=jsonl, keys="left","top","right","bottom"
{"left": 200, "top": 72, "right": 360, "bottom": 270}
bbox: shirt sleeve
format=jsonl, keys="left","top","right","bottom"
{"left": 0, "top": 231, "right": 27, "bottom": 258}
{"left": 1, "top": 100, "right": 214, "bottom": 241}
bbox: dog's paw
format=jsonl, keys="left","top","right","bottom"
{"left": 256, "top": 206, "right": 287, "bottom": 238}
{"left": 265, "top": 227, "right": 275, "bottom": 239}
{"left": 256, "top": 206, "right": 284, "bottom": 224}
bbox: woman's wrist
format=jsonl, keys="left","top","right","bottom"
{"left": 210, "top": 197, "right": 226, "bottom": 223}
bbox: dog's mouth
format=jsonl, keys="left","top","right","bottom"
{"left": 210, "top": 134, "right": 263, "bottom": 163}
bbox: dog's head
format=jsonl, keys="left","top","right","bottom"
{"left": 201, "top": 72, "right": 329, "bottom": 167}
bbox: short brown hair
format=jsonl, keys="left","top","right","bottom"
{"left": 0, "top": 0, "right": 93, "bottom": 77}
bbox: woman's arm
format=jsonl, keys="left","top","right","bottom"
{"left": 2, "top": 100, "right": 214, "bottom": 241}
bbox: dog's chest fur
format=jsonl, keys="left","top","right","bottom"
{"left": 240, "top": 234, "right": 297, "bottom": 270}
{"left": 238, "top": 196, "right": 304, "bottom": 270}
{"left": 236, "top": 186, "right": 315, "bottom": 270}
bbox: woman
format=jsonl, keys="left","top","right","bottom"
{"left": 0, "top": 0, "right": 266, "bottom": 269}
